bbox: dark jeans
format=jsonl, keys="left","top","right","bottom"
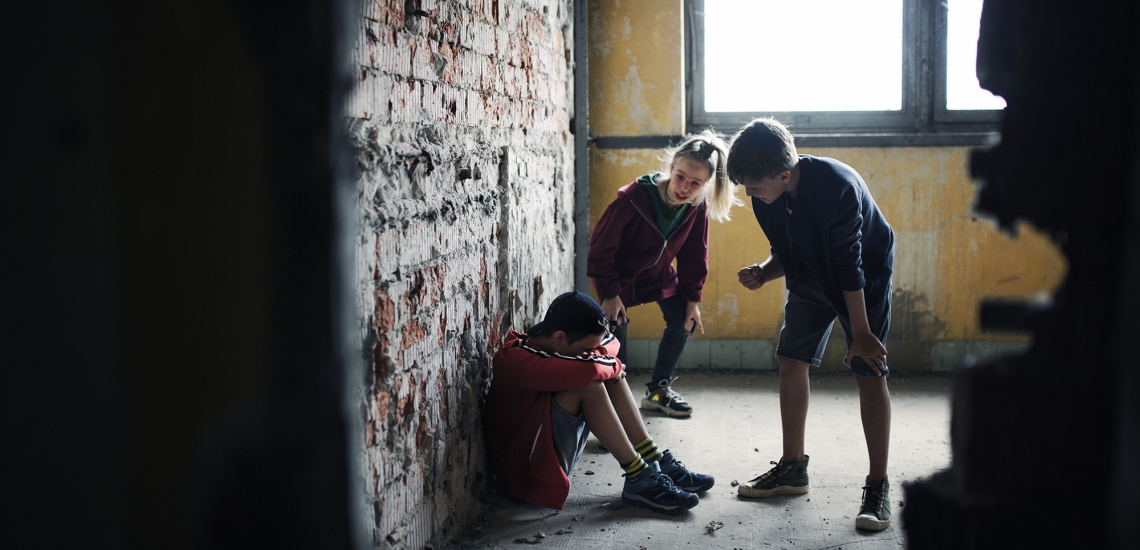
{"left": 612, "top": 294, "right": 692, "bottom": 390}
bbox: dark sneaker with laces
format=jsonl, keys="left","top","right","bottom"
{"left": 621, "top": 462, "right": 700, "bottom": 515}
{"left": 640, "top": 380, "right": 693, "bottom": 416}
{"left": 658, "top": 449, "right": 715, "bottom": 493}
{"left": 738, "top": 456, "right": 810, "bottom": 497}
{"left": 856, "top": 476, "right": 891, "bottom": 530}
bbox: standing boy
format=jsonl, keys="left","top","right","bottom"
{"left": 727, "top": 118, "right": 895, "bottom": 531}
{"left": 484, "top": 291, "right": 714, "bottom": 515}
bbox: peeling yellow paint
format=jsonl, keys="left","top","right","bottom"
{"left": 588, "top": 0, "right": 684, "bottom": 136}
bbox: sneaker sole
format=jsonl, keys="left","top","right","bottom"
{"left": 855, "top": 515, "right": 890, "bottom": 531}
{"left": 737, "top": 484, "right": 810, "bottom": 498}
{"left": 621, "top": 493, "right": 699, "bottom": 515}
{"left": 639, "top": 397, "right": 693, "bottom": 417}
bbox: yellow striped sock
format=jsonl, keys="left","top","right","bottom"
{"left": 634, "top": 437, "right": 663, "bottom": 464}
{"left": 621, "top": 456, "right": 649, "bottom": 480}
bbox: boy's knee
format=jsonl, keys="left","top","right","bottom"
{"left": 558, "top": 380, "right": 606, "bottom": 398}
{"left": 586, "top": 379, "right": 608, "bottom": 392}
{"left": 778, "top": 357, "right": 810, "bottom": 374}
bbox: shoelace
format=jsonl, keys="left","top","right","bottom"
{"left": 627, "top": 469, "right": 682, "bottom": 494}
{"left": 656, "top": 377, "right": 688, "bottom": 403}
{"left": 860, "top": 484, "right": 886, "bottom": 515}
{"left": 661, "top": 387, "right": 688, "bottom": 404}
{"left": 662, "top": 457, "right": 690, "bottom": 479}
{"left": 748, "top": 460, "right": 789, "bottom": 484}
{"left": 624, "top": 465, "right": 681, "bottom": 490}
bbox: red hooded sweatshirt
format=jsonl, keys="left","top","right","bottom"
{"left": 587, "top": 177, "right": 709, "bottom": 307}
{"left": 484, "top": 331, "right": 623, "bottom": 510}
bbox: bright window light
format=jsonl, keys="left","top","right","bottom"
{"left": 703, "top": 0, "right": 903, "bottom": 112}
{"left": 946, "top": 0, "right": 1005, "bottom": 110}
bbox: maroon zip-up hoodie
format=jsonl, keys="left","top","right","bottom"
{"left": 587, "top": 177, "right": 709, "bottom": 307}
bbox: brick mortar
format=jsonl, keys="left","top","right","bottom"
{"left": 348, "top": 1, "right": 576, "bottom": 548}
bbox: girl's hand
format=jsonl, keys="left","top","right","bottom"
{"left": 738, "top": 264, "right": 765, "bottom": 290}
{"left": 685, "top": 302, "right": 704, "bottom": 334}
{"left": 601, "top": 296, "right": 627, "bottom": 325}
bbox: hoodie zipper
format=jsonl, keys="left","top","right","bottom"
{"left": 629, "top": 191, "right": 698, "bottom": 299}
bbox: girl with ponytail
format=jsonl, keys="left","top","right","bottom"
{"left": 587, "top": 130, "right": 741, "bottom": 417}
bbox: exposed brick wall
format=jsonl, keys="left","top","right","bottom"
{"left": 346, "top": 0, "right": 576, "bottom": 547}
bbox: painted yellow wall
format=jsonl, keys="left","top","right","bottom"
{"left": 588, "top": 146, "right": 1067, "bottom": 342}
{"left": 585, "top": 0, "right": 1067, "bottom": 369}
{"left": 588, "top": 0, "right": 684, "bottom": 136}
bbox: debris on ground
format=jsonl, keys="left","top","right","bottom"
{"left": 730, "top": 480, "right": 739, "bottom": 487}
{"left": 584, "top": 470, "right": 595, "bottom": 475}
{"left": 573, "top": 515, "right": 585, "bottom": 522}
{"left": 600, "top": 501, "right": 625, "bottom": 510}
{"left": 705, "top": 521, "right": 725, "bottom": 534}
{"left": 512, "top": 532, "right": 546, "bottom": 544}
{"left": 898, "top": 501, "right": 905, "bottom": 507}
{"left": 555, "top": 526, "right": 574, "bottom": 535}
{"left": 754, "top": 448, "right": 759, "bottom": 452}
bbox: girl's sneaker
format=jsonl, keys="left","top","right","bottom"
{"left": 640, "top": 381, "right": 693, "bottom": 416}
{"left": 621, "top": 462, "right": 700, "bottom": 515}
{"left": 657, "top": 449, "right": 715, "bottom": 492}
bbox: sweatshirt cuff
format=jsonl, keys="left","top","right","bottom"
{"left": 837, "top": 273, "right": 866, "bottom": 292}
{"left": 592, "top": 279, "right": 621, "bottom": 300}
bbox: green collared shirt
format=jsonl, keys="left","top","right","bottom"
{"left": 639, "top": 173, "right": 690, "bottom": 238}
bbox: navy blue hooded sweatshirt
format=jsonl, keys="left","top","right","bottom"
{"left": 752, "top": 155, "right": 895, "bottom": 315}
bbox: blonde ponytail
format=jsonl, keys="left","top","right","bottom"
{"left": 662, "top": 130, "right": 742, "bottom": 222}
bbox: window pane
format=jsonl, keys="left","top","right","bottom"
{"left": 703, "top": 0, "right": 903, "bottom": 112}
{"left": 946, "top": 0, "right": 1005, "bottom": 110}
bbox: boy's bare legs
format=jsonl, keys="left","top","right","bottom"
{"left": 552, "top": 381, "right": 639, "bottom": 463}
{"left": 604, "top": 377, "right": 651, "bottom": 443}
{"left": 739, "top": 357, "right": 811, "bottom": 497}
{"left": 779, "top": 357, "right": 811, "bottom": 461}
{"left": 854, "top": 374, "right": 891, "bottom": 480}
{"left": 554, "top": 379, "right": 702, "bottom": 514}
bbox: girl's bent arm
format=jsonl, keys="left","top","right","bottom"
{"left": 587, "top": 196, "right": 632, "bottom": 299}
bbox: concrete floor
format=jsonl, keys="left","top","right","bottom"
{"left": 454, "top": 372, "right": 952, "bottom": 550}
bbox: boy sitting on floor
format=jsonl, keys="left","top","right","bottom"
{"left": 484, "top": 291, "right": 714, "bottom": 515}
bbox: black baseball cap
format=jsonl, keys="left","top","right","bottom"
{"left": 527, "top": 291, "right": 610, "bottom": 336}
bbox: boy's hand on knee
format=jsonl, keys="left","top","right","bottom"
{"left": 846, "top": 332, "right": 888, "bottom": 375}
{"left": 738, "top": 264, "right": 765, "bottom": 290}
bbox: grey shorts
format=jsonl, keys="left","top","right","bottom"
{"left": 551, "top": 401, "right": 590, "bottom": 474}
{"left": 776, "top": 279, "right": 891, "bottom": 378}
